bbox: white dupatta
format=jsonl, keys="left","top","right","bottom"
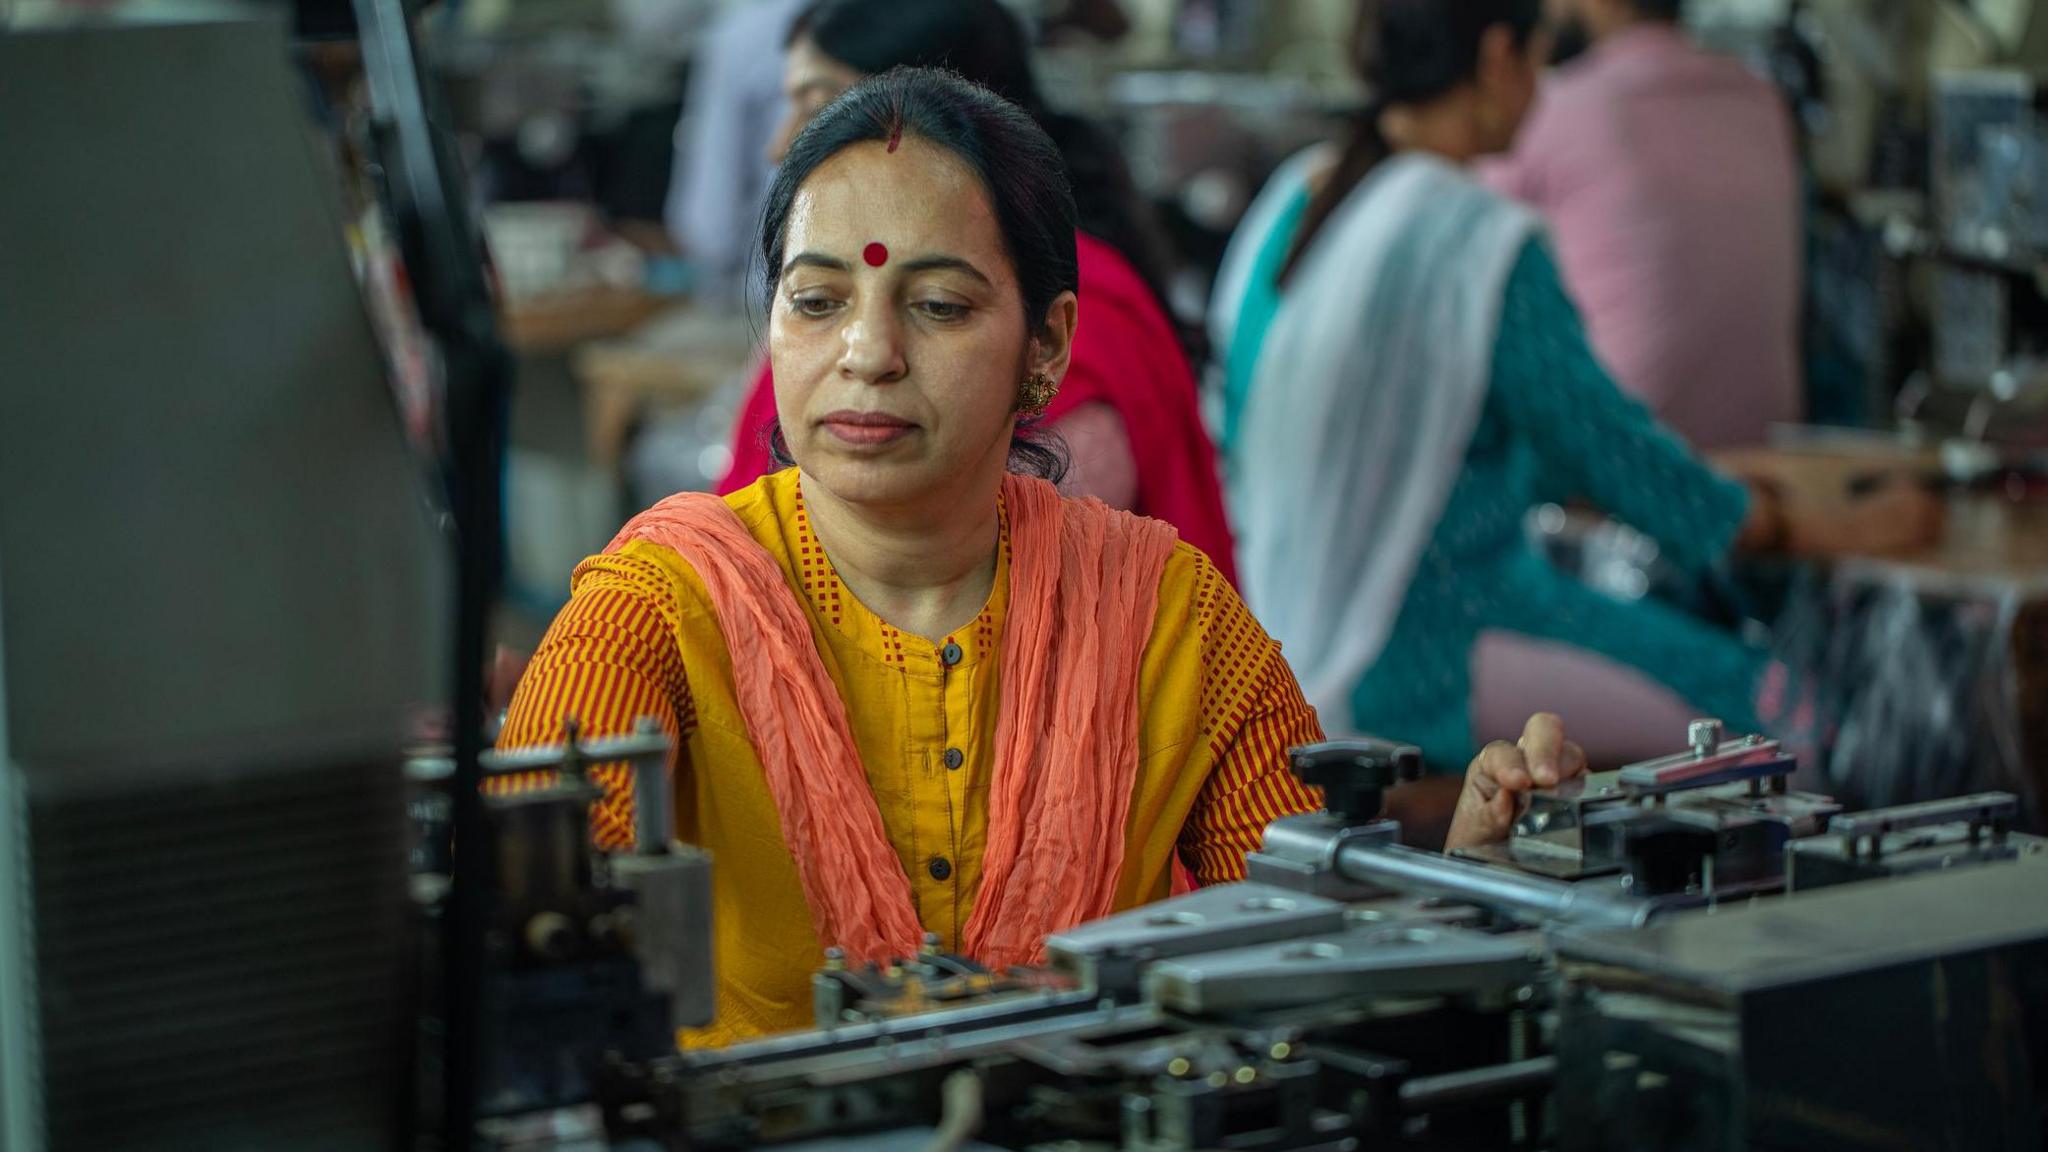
{"left": 1230, "top": 151, "right": 1538, "bottom": 736}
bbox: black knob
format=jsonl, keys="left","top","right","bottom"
{"left": 1287, "top": 740, "right": 1423, "bottom": 823}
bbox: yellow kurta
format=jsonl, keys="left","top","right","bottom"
{"left": 497, "top": 468, "right": 1322, "bottom": 1045}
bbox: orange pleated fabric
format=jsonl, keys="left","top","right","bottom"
{"left": 604, "top": 473, "right": 1179, "bottom": 968}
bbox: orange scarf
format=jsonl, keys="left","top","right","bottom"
{"left": 605, "top": 473, "right": 1180, "bottom": 969}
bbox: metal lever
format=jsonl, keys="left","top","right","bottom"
{"left": 479, "top": 717, "right": 674, "bottom": 854}
{"left": 477, "top": 726, "right": 672, "bottom": 775}
{"left": 1618, "top": 720, "right": 1789, "bottom": 800}
{"left": 1830, "top": 792, "right": 2018, "bottom": 860}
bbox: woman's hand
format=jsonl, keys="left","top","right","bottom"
{"left": 1444, "top": 713, "right": 1588, "bottom": 852}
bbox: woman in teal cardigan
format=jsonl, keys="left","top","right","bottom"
{"left": 1211, "top": 0, "right": 1938, "bottom": 770}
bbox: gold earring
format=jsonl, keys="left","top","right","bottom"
{"left": 1018, "top": 371, "right": 1059, "bottom": 417}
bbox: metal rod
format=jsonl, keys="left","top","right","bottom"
{"left": 1398, "top": 1056, "right": 1559, "bottom": 1111}
{"left": 1828, "top": 793, "right": 2019, "bottom": 840}
{"left": 1333, "top": 842, "right": 1656, "bottom": 930}
{"left": 478, "top": 730, "right": 670, "bottom": 775}
{"left": 632, "top": 719, "right": 669, "bottom": 854}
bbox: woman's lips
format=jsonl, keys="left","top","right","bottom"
{"left": 821, "top": 410, "right": 917, "bottom": 446}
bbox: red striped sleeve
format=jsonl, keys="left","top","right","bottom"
{"left": 490, "top": 553, "right": 694, "bottom": 851}
{"left": 1176, "top": 556, "right": 1325, "bottom": 887}
{"left": 1181, "top": 657, "right": 1325, "bottom": 884}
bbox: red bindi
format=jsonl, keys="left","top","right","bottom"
{"left": 863, "top": 242, "right": 889, "bottom": 267}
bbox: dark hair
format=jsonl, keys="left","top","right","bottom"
{"left": 1279, "top": 0, "right": 1540, "bottom": 284}
{"left": 758, "top": 66, "right": 1078, "bottom": 483}
{"left": 1632, "top": 0, "right": 1684, "bottom": 21}
{"left": 789, "top": 0, "right": 1036, "bottom": 103}
{"left": 789, "top": 0, "right": 1199, "bottom": 361}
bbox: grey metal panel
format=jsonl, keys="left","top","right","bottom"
{"left": 1552, "top": 862, "right": 2048, "bottom": 992}
{"left": 1554, "top": 862, "right": 2048, "bottom": 1151}
{"left": 28, "top": 757, "right": 412, "bottom": 1152}
{"left": 1145, "top": 921, "right": 1543, "bottom": 1014}
{"left": 0, "top": 18, "right": 447, "bottom": 793}
{"left": 1044, "top": 883, "right": 1350, "bottom": 963}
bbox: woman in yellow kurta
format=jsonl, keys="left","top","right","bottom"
{"left": 498, "top": 67, "right": 1585, "bottom": 1046}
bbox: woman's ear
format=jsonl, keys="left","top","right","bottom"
{"left": 1033, "top": 290, "right": 1081, "bottom": 382}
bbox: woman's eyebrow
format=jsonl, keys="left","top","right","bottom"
{"left": 782, "top": 251, "right": 852, "bottom": 276}
{"left": 897, "top": 255, "right": 992, "bottom": 288}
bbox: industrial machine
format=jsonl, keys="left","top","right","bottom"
{"left": 0, "top": 18, "right": 448, "bottom": 1152}
{"left": 436, "top": 720, "right": 2047, "bottom": 1152}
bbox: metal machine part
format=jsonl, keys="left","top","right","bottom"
{"left": 1827, "top": 788, "right": 2017, "bottom": 844}
{"left": 612, "top": 850, "right": 715, "bottom": 1031}
{"left": 1247, "top": 724, "right": 1840, "bottom": 929}
{"left": 1328, "top": 837, "right": 1661, "bottom": 931}
{"left": 627, "top": 943, "right": 1543, "bottom": 1152}
{"left": 1286, "top": 740, "right": 1424, "bottom": 822}
{"left": 1143, "top": 920, "right": 1543, "bottom": 1015}
{"left": 478, "top": 721, "right": 675, "bottom": 856}
{"left": 627, "top": 823, "right": 1562, "bottom": 1151}
{"left": 417, "top": 719, "right": 712, "bottom": 1118}
{"left": 1456, "top": 723, "right": 1842, "bottom": 904}
{"left": 1788, "top": 792, "right": 2048, "bottom": 891}
{"left": 1046, "top": 882, "right": 1351, "bottom": 996}
{"left": 1246, "top": 810, "right": 1402, "bottom": 902}
{"left": 1244, "top": 739, "right": 1416, "bottom": 902}
{"left": 1614, "top": 726, "right": 1785, "bottom": 795}
{"left": 625, "top": 993, "right": 1149, "bottom": 1149}
{"left": 576, "top": 724, "right": 2045, "bottom": 1151}
{"left": 1552, "top": 863, "right": 2048, "bottom": 1152}
{"left": 810, "top": 939, "right": 1071, "bottom": 1029}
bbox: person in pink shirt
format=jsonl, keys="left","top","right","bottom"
{"left": 1481, "top": 0, "right": 1803, "bottom": 450}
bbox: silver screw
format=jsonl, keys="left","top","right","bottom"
{"left": 1688, "top": 719, "right": 1724, "bottom": 757}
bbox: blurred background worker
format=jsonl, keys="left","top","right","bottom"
{"left": 664, "top": 0, "right": 807, "bottom": 309}
{"left": 1480, "top": 0, "right": 1805, "bottom": 451}
{"left": 1213, "top": 0, "right": 1941, "bottom": 777}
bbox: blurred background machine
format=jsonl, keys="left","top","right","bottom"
{"left": 0, "top": 18, "right": 445, "bottom": 1150}
{"left": 0, "top": 15, "right": 715, "bottom": 1150}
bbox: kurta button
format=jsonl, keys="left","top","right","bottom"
{"left": 928, "top": 856, "right": 953, "bottom": 881}
{"left": 943, "top": 747, "right": 964, "bottom": 770}
{"left": 940, "top": 641, "right": 963, "bottom": 666}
